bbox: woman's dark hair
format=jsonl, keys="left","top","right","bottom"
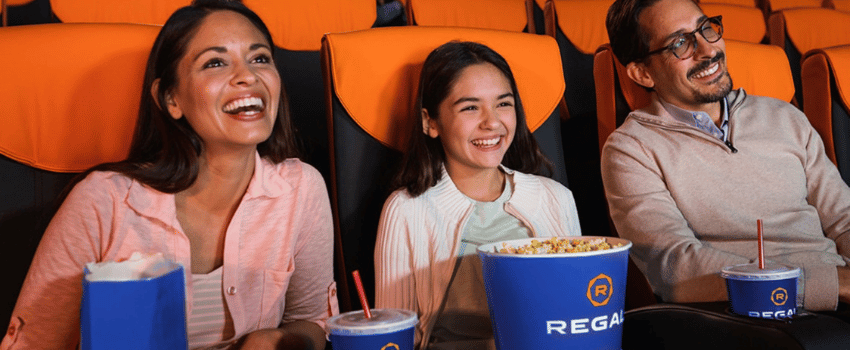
{"left": 606, "top": 0, "right": 666, "bottom": 66}
{"left": 79, "top": 0, "right": 299, "bottom": 194}
{"left": 394, "top": 41, "right": 552, "bottom": 197}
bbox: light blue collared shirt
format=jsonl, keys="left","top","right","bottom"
{"left": 660, "top": 97, "right": 730, "bottom": 142}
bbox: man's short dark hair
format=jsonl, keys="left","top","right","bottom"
{"left": 606, "top": 0, "right": 667, "bottom": 66}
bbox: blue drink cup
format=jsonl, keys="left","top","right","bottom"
{"left": 721, "top": 263, "right": 801, "bottom": 319}
{"left": 327, "top": 308, "right": 418, "bottom": 350}
{"left": 477, "top": 236, "right": 632, "bottom": 350}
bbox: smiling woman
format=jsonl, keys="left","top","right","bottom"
{"left": 0, "top": 1, "right": 337, "bottom": 350}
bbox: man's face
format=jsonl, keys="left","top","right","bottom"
{"left": 632, "top": 0, "right": 732, "bottom": 111}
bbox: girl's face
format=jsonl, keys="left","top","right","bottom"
{"left": 423, "top": 62, "right": 517, "bottom": 177}
{"left": 164, "top": 10, "right": 280, "bottom": 153}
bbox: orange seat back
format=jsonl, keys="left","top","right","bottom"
{"left": 0, "top": 23, "right": 160, "bottom": 172}
{"left": 406, "top": 0, "right": 529, "bottom": 32}
{"left": 323, "top": 26, "right": 564, "bottom": 152}
{"left": 50, "top": 0, "right": 188, "bottom": 24}
{"left": 244, "top": 0, "right": 376, "bottom": 51}
{"left": 769, "top": 8, "right": 850, "bottom": 53}
{"left": 802, "top": 45, "right": 850, "bottom": 165}
{"left": 545, "top": 0, "right": 613, "bottom": 55}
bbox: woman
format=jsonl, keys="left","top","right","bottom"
{"left": 374, "top": 41, "right": 582, "bottom": 349}
{"left": 0, "top": 1, "right": 335, "bottom": 349}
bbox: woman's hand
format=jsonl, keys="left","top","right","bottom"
{"left": 233, "top": 321, "right": 326, "bottom": 350}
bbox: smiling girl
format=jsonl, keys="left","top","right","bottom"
{"left": 374, "top": 41, "right": 582, "bottom": 350}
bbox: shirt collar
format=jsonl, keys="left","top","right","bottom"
{"left": 657, "top": 96, "right": 729, "bottom": 141}
{"left": 126, "top": 152, "right": 290, "bottom": 225}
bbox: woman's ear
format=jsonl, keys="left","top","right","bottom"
{"left": 151, "top": 78, "right": 183, "bottom": 120}
{"left": 421, "top": 108, "right": 439, "bottom": 138}
{"left": 626, "top": 61, "right": 655, "bottom": 90}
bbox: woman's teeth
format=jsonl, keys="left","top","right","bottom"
{"left": 471, "top": 137, "right": 501, "bottom": 147}
{"left": 223, "top": 97, "right": 264, "bottom": 114}
{"left": 693, "top": 63, "right": 719, "bottom": 79}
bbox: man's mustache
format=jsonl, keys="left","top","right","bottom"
{"left": 687, "top": 51, "right": 725, "bottom": 78}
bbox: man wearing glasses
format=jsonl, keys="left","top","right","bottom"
{"left": 601, "top": 0, "right": 850, "bottom": 316}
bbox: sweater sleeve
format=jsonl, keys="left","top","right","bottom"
{"left": 799, "top": 113, "right": 850, "bottom": 258}
{"left": 601, "top": 131, "right": 751, "bottom": 303}
{"left": 374, "top": 191, "right": 423, "bottom": 346}
{"left": 1, "top": 174, "right": 112, "bottom": 350}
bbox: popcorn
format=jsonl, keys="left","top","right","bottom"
{"left": 497, "top": 237, "right": 622, "bottom": 254}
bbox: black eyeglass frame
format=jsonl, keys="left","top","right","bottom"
{"left": 643, "top": 15, "right": 724, "bottom": 60}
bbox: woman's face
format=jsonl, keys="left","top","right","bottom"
{"left": 164, "top": 10, "right": 280, "bottom": 153}
{"left": 423, "top": 62, "right": 517, "bottom": 177}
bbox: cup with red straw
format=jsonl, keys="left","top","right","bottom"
{"left": 325, "top": 271, "right": 419, "bottom": 349}
{"left": 720, "top": 219, "right": 801, "bottom": 319}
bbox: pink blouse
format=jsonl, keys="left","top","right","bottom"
{"left": 1, "top": 154, "right": 338, "bottom": 349}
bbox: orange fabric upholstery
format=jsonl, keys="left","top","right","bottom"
{"left": 49, "top": 0, "right": 188, "bottom": 25}
{"left": 700, "top": 0, "right": 758, "bottom": 6}
{"left": 769, "top": 8, "right": 850, "bottom": 53}
{"left": 700, "top": 3, "right": 767, "bottom": 43}
{"left": 833, "top": 0, "right": 850, "bottom": 11}
{"left": 406, "top": 0, "right": 528, "bottom": 32}
{"left": 0, "top": 23, "right": 159, "bottom": 173}
{"left": 802, "top": 45, "right": 850, "bottom": 165}
{"left": 244, "top": 0, "right": 376, "bottom": 51}
{"left": 593, "top": 40, "right": 794, "bottom": 152}
{"left": 323, "top": 26, "right": 564, "bottom": 152}
{"left": 766, "top": 0, "right": 825, "bottom": 11}
{"left": 545, "top": 0, "right": 613, "bottom": 55}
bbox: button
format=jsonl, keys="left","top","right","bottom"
{"left": 331, "top": 288, "right": 336, "bottom": 297}
{"left": 227, "top": 286, "right": 237, "bottom": 295}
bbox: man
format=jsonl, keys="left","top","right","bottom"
{"left": 602, "top": 0, "right": 850, "bottom": 312}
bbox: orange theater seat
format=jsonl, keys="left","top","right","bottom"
{"left": 49, "top": 0, "right": 188, "bottom": 24}
{"left": 768, "top": 7, "right": 850, "bottom": 107}
{"left": 764, "top": 0, "right": 826, "bottom": 12}
{"left": 544, "top": 0, "right": 615, "bottom": 238}
{"left": 832, "top": 0, "right": 850, "bottom": 12}
{"left": 322, "top": 26, "right": 567, "bottom": 311}
{"left": 801, "top": 45, "right": 850, "bottom": 185}
{"left": 699, "top": 3, "right": 767, "bottom": 43}
{"left": 406, "top": 0, "right": 530, "bottom": 32}
{"left": 0, "top": 22, "right": 159, "bottom": 334}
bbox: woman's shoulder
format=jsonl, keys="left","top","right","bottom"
{"left": 267, "top": 157, "right": 326, "bottom": 188}
{"left": 71, "top": 170, "right": 134, "bottom": 196}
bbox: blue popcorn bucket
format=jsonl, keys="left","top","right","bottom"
{"left": 721, "top": 263, "right": 801, "bottom": 319}
{"left": 477, "top": 236, "right": 631, "bottom": 350}
{"left": 327, "top": 308, "right": 418, "bottom": 350}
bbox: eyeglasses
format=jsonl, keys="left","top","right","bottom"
{"left": 644, "top": 16, "right": 724, "bottom": 60}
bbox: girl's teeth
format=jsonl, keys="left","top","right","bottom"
{"left": 472, "top": 137, "right": 500, "bottom": 147}
{"left": 223, "top": 97, "right": 264, "bottom": 113}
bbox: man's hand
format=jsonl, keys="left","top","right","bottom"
{"left": 838, "top": 265, "right": 850, "bottom": 305}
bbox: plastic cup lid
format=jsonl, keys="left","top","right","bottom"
{"left": 326, "top": 308, "right": 419, "bottom": 336}
{"left": 721, "top": 262, "right": 801, "bottom": 281}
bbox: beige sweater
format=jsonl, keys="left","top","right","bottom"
{"left": 374, "top": 167, "right": 581, "bottom": 349}
{"left": 601, "top": 89, "right": 850, "bottom": 311}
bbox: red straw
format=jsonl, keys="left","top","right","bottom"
{"left": 757, "top": 219, "right": 765, "bottom": 269}
{"left": 352, "top": 270, "right": 372, "bottom": 319}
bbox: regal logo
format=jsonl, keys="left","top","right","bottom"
{"left": 771, "top": 287, "right": 789, "bottom": 306}
{"left": 587, "top": 273, "right": 613, "bottom": 307}
{"left": 380, "top": 343, "right": 400, "bottom": 350}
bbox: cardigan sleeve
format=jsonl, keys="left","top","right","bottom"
{"left": 601, "top": 130, "right": 751, "bottom": 303}
{"left": 1, "top": 173, "right": 113, "bottom": 350}
{"left": 374, "top": 190, "right": 424, "bottom": 346}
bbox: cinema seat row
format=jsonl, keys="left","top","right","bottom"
{"left": 2, "top": 0, "right": 850, "bottom": 349}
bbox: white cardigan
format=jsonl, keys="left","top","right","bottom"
{"left": 374, "top": 167, "right": 581, "bottom": 349}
